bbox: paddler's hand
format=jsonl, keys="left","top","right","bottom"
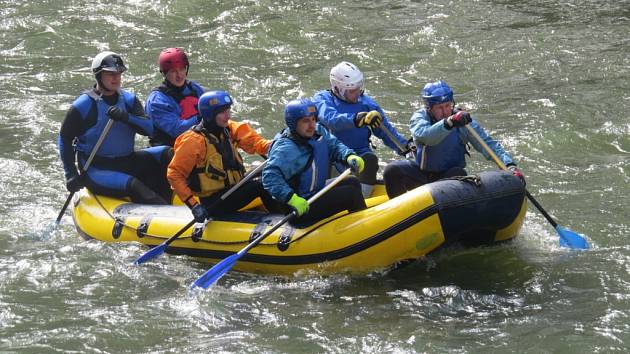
{"left": 287, "top": 193, "right": 309, "bottom": 216}
{"left": 354, "top": 110, "right": 382, "bottom": 129}
{"left": 65, "top": 174, "right": 84, "bottom": 193}
{"left": 445, "top": 110, "right": 471, "bottom": 129}
{"left": 191, "top": 204, "right": 209, "bottom": 223}
{"left": 107, "top": 106, "right": 129, "bottom": 123}
{"left": 507, "top": 164, "right": 526, "bottom": 186}
{"left": 346, "top": 154, "right": 365, "bottom": 174}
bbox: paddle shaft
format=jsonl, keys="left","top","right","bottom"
{"left": 55, "top": 119, "right": 115, "bottom": 225}
{"left": 191, "top": 168, "right": 354, "bottom": 288}
{"left": 161, "top": 160, "right": 268, "bottom": 247}
{"left": 464, "top": 125, "right": 560, "bottom": 227}
{"left": 379, "top": 125, "right": 406, "bottom": 153}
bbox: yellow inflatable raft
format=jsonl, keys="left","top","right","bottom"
{"left": 72, "top": 170, "right": 527, "bottom": 275}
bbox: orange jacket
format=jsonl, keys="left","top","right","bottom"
{"left": 167, "top": 120, "right": 271, "bottom": 207}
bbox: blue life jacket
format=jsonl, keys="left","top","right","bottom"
{"left": 416, "top": 128, "right": 467, "bottom": 172}
{"left": 73, "top": 90, "right": 138, "bottom": 158}
{"left": 290, "top": 133, "right": 330, "bottom": 198}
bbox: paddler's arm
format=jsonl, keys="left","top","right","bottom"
{"left": 167, "top": 132, "right": 206, "bottom": 208}
{"left": 229, "top": 120, "right": 272, "bottom": 156}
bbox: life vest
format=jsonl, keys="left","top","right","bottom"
{"left": 73, "top": 89, "right": 138, "bottom": 158}
{"left": 187, "top": 124, "right": 246, "bottom": 197}
{"left": 155, "top": 81, "right": 200, "bottom": 119}
{"left": 150, "top": 81, "right": 201, "bottom": 146}
{"left": 286, "top": 131, "right": 330, "bottom": 198}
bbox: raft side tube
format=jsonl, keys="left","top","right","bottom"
{"left": 429, "top": 171, "right": 526, "bottom": 246}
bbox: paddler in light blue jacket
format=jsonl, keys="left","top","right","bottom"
{"left": 383, "top": 80, "right": 525, "bottom": 198}
{"left": 262, "top": 98, "right": 367, "bottom": 226}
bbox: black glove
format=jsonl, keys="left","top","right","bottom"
{"left": 191, "top": 204, "right": 208, "bottom": 223}
{"left": 445, "top": 111, "right": 471, "bottom": 129}
{"left": 107, "top": 106, "right": 129, "bottom": 122}
{"left": 65, "top": 174, "right": 84, "bottom": 193}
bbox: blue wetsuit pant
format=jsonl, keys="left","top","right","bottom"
{"left": 81, "top": 146, "right": 173, "bottom": 204}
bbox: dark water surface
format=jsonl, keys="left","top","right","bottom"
{"left": 1, "top": 0, "right": 628, "bottom": 352}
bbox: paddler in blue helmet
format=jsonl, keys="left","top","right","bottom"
{"left": 58, "top": 51, "right": 173, "bottom": 204}
{"left": 262, "top": 98, "right": 367, "bottom": 226}
{"left": 383, "top": 80, "right": 525, "bottom": 198}
{"left": 167, "top": 90, "right": 276, "bottom": 223}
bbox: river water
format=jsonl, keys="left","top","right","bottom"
{"left": 1, "top": 0, "right": 628, "bottom": 352}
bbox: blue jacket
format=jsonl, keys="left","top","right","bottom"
{"left": 145, "top": 80, "right": 205, "bottom": 144}
{"left": 410, "top": 108, "right": 514, "bottom": 173}
{"left": 312, "top": 90, "right": 407, "bottom": 155}
{"left": 262, "top": 125, "right": 355, "bottom": 203}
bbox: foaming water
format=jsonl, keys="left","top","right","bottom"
{"left": 1, "top": 0, "right": 629, "bottom": 352}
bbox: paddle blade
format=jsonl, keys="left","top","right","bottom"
{"left": 133, "top": 243, "right": 167, "bottom": 265}
{"left": 191, "top": 253, "right": 240, "bottom": 289}
{"left": 556, "top": 225, "right": 589, "bottom": 249}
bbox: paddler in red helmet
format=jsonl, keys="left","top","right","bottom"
{"left": 145, "top": 48, "right": 206, "bottom": 147}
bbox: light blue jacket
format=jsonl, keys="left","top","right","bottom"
{"left": 410, "top": 109, "right": 514, "bottom": 172}
{"left": 262, "top": 125, "right": 355, "bottom": 203}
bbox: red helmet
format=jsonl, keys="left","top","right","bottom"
{"left": 158, "top": 48, "right": 189, "bottom": 74}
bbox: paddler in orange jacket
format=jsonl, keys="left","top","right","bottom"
{"left": 167, "top": 90, "right": 277, "bottom": 223}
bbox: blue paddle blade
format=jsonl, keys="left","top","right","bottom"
{"left": 191, "top": 254, "right": 240, "bottom": 289}
{"left": 133, "top": 243, "right": 167, "bottom": 265}
{"left": 556, "top": 225, "right": 589, "bottom": 249}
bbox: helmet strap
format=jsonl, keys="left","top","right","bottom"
{"left": 331, "top": 87, "right": 343, "bottom": 100}
{"left": 95, "top": 73, "right": 119, "bottom": 96}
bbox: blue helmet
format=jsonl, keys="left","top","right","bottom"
{"left": 422, "top": 80, "right": 454, "bottom": 107}
{"left": 198, "top": 90, "right": 232, "bottom": 123}
{"left": 284, "top": 98, "right": 317, "bottom": 132}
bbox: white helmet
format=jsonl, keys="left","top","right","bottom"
{"left": 329, "top": 61, "right": 364, "bottom": 100}
{"left": 91, "top": 51, "right": 127, "bottom": 76}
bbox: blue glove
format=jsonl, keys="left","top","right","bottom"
{"left": 191, "top": 204, "right": 208, "bottom": 223}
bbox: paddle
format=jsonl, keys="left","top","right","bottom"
{"left": 55, "top": 118, "right": 114, "bottom": 225}
{"left": 133, "top": 160, "right": 268, "bottom": 265}
{"left": 364, "top": 104, "right": 415, "bottom": 159}
{"left": 191, "top": 168, "right": 353, "bottom": 289}
{"left": 464, "top": 124, "right": 589, "bottom": 249}
{"left": 375, "top": 124, "right": 415, "bottom": 158}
